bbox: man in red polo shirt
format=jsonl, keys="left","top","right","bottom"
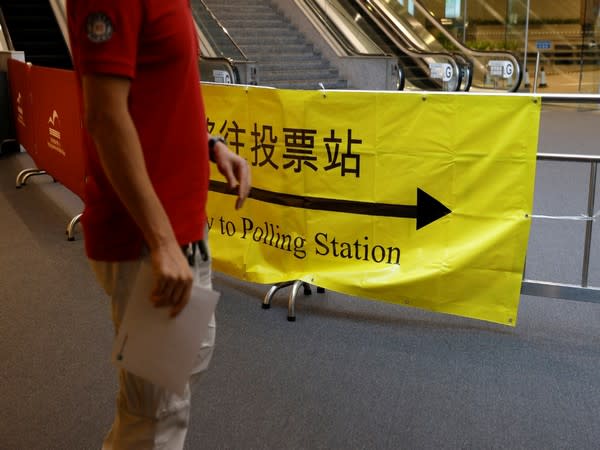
{"left": 67, "top": 0, "right": 250, "bottom": 448}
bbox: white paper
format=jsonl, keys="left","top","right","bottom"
{"left": 111, "top": 260, "right": 219, "bottom": 396}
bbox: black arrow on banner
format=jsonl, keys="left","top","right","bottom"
{"left": 209, "top": 180, "right": 451, "bottom": 230}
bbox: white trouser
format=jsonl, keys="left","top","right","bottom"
{"left": 90, "top": 244, "right": 216, "bottom": 450}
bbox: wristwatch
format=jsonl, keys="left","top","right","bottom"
{"left": 208, "top": 136, "right": 226, "bottom": 162}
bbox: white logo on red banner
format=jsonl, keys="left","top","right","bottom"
{"left": 47, "top": 110, "right": 65, "bottom": 156}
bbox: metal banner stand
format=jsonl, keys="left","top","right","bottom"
{"left": 262, "top": 281, "right": 325, "bottom": 321}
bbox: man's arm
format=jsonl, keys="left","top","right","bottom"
{"left": 82, "top": 74, "right": 192, "bottom": 317}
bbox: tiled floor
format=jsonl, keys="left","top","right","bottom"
{"left": 527, "top": 66, "right": 600, "bottom": 93}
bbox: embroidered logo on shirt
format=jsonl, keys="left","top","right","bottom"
{"left": 86, "top": 13, "right": 113, "bottom": 43}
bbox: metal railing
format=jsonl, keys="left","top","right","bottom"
{"left": 50, "top": 0, "right": 70, "bottom": 54}
{"left": 523, "top": 151, "right": 600, "bottom": 303}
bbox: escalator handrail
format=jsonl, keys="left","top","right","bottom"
{"left": 452, "top": 52, "right": 473, "bottom": 91}
{"left": 413, "top": 0, "right": 522, "bottom": 92}
{"left": 195, "top": 0, "right": 249, "bottom": 61}
{"left": 49, "top": 0, "right": 70, "bottom": 55}
{"left": 0, "top": 7, "right": 15, "bottom": 51}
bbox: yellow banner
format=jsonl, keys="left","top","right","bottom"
{"left": 203, "top": 84, "right": 540, "bottom": 326}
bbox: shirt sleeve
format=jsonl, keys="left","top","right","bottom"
{"left": 69, "top": 0, "right": 142, "bottom": 79}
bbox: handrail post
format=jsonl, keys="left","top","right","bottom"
{"left": 533, "top": 51, "right": 540, "bottom": 94}
{"left": 523, "top": 0, "right": 531, "bottom": 74}
{"left": 582, "top": 161, "right": 597, "bottom": 287}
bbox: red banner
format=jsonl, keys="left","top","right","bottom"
{"left": 7, "top": 59, "right": 36, "bottom": 158}
{"left": 30, "top": 66, "right": 86, "bottom": 199}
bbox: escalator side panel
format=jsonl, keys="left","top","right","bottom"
{"left": 1, "top": 0, "right": 71, "bottom": 69}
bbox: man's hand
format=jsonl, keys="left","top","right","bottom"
{"left": 149, "top": 240, "right": 193, "bottom": 317}
{"left": 212, "top": 140, "right": 251, "bottom": 209}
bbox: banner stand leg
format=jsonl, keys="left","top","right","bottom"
{"left": 262, "top": 281, "right": 325, "bottom": 321}
{"left": 66, "top": 212, "right": 83, "bottom": 241}
{"left": 16, "top": 168, "right": 48, "bottom": 188}
{"left": 262, "top": 281, "right": 296, "bottom": 310}
{"left": 286, "top": 280, "right": 305, "bottom": 322}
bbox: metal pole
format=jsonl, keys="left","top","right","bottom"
{"left": 582, "top": 162, "right": 597, "bottom": 287}
{"left": 577, "top": 0, "right": 591, "bottom": 92}
{"left": 463, "top": 0, "right": 468, "bottom": 44}
{"left": 533, "top": 51, "right": 540, "bottom": 94}
{"left": 523, "top": 0, "right": 531, "bottom": 75}
{"left": 504, "top": 0, "right": 509, "bottom": 48}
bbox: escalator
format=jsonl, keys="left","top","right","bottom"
{"left": 298, "top": 0, "right": 405, "bottom": 90}
{"left": 360, "top": 0, "right": 522, "bottom": 92}
{"left": 313, "top": 0, "right": 464, "bottom": 91}
{"left": 0, "top": 0, "right": 71, "bottom": 69}
{"left": 191, "top": 0, "right": 463, "bottom": 91}
{"left": 343, "top": 0, "right": 468, "bottom": 91}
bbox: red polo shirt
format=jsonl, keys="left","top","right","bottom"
{"left": 67, "top": 0, "right": 209, "bottom": 261}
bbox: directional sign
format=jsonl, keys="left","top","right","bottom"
{"left": 536, "top": 40, "right": 552, "bottom": 51}
{"left": 210, "top": 181, "right": 451, "bottom": 230}
{"left": 202, "top": 84, "right": 540, "bottom": 326}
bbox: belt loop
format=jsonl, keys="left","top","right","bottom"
{"left": 182, "top": 240, "right": 207, "bottom": 266}
{"left": 198, "top": 240, "right": 208, "bottom": 261}
{"left": 182, "top": 242, "right": 195, "bottom": 267}
{"left": 190, "top": 242, "right": 197, "bottom": 266}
